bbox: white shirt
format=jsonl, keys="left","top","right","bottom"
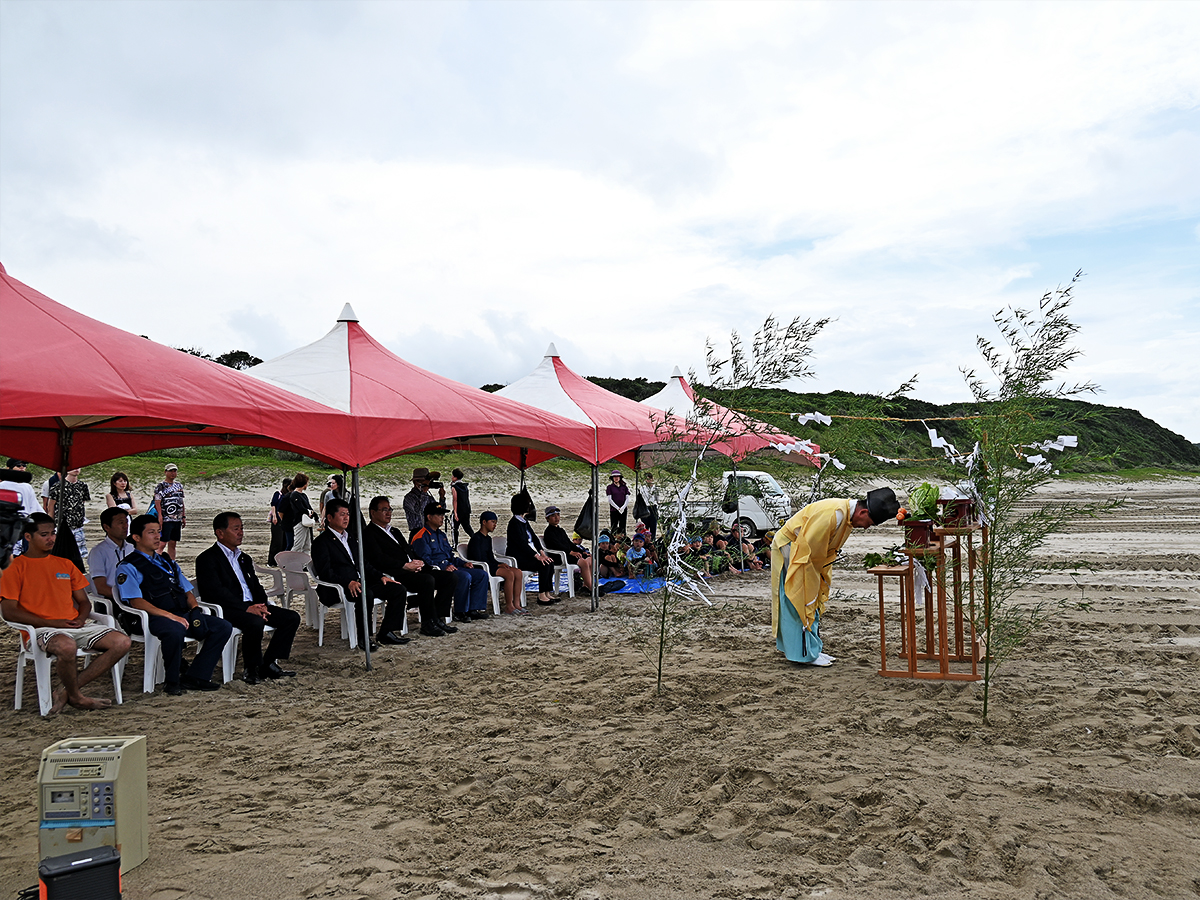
{"left": 331, "top": 527, "right": 353, "bottom": 558}
{"left": 89, "top": 535, "right": 131, "bottom": 591}
{"left": 0, "top": 479, "right": 39, "bottom": 516}
{"left": 218, "top": 541, "right": 253, "bottom": 605}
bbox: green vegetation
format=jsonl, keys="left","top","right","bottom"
{"left": 591, "top": 385, "right": 1199, "bottom": 472}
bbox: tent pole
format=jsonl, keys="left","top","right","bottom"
{"left": 53, "top": 427, "right": 71, "bottom": 540}
{"left": 591, "top": 463, "right": 599, "bottom": 612}
{"left": 730, "top": 458, "right": 743, "bottom": 570}
{"left": 633, "top": 450, "right": 640, "bottom": 532}
{"left": 351, "top": 466, "right": 371, "bottom": 672}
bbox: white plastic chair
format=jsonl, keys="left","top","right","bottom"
{"left": 111, "top": 583, "right": 227, "bottom": 692}
{"left": 544, "top": 549, "right": 579, "bottom": 598}
{"left": 275, "top": 551, "right": 319, "bottom": 628}
{"left": 253, "top": 562, "right": 288, "bottom": 606}
{"left": 458, "top": 543, "right": 503, "bottom": 614}
{"left": 192, "top": 597, "right": 274, "bottom": 683}
{"left": 307, "top": 569, "right": 383, "bottom": 649}
{"left": 3, "top": 609, "right": 126, "bottom": 716}
{"left": 491, "top": 536, "right": 530, "bottom": 608}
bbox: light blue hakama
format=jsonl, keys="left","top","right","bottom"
{"left": 776, "top": 568, "right": 823, "bottom": 663}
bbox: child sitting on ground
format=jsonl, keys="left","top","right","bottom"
{"left": 626, "top": 534, "right": 653, "bottom": 578}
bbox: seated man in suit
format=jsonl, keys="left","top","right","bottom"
{"left": 195, "top": 511, "right": 301, "bottom": 683}
{"left": 410, "top": 503, "right": 489, "bottom": 623}
{"left": 505, "top": 495, "right": 559, "bottom": 607}
{"left": 362, "top": 495, "right": 456, "bottom": 638}
{"left": 310, "top": 498, "right": 410, "bottom": 651}
{"left": 116, "top": 514, "right": 232, "bottom": 695}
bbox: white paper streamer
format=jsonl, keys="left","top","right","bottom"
{"left": 912, "top": 561, "right": 930, "bottom": 608}
{"left": 791, "top": 411, "right": 832, "bottom": 426}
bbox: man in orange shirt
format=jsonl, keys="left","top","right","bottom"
{"left": 0, "top": 513, "right": 131, "bottom": 713}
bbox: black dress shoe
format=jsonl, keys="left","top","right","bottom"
{"left": 181, "top": 674, "right": 220, "bottom": 692}
{"left": 468, "top": 610, "right": 489, "bottom": 620}
{"left": 452, "top": 613, "right": 471, "bottom": 624}
{"left": 419, "top": 625, "right": 444, "bottom": 637}
{"left": 241, "top": 670, "right": 263, "bottom": 685}
{"left": 439, "top": 623, "right": 458, "bottom": 634}
{"left": 362, "top": 641, "right": 379, "bottom": 653}
{"left": 377, "top": 631, "right": 411, "bottom": 646}
{"left": 259, "top": 661, "right": 296, "bottom": 679}
{"left": 164, "top": 681, "right": 186, "bottom": 696}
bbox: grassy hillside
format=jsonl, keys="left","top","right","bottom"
{"left": 8, "top": 383, "right": 1195, "bottom": 491}
{"left": 588, "top": 382, "right": 1200, "bottom": 472}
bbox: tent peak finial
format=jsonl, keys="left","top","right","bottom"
{"left": 545, "top": 342, "right": 560, "bottom": 358}
{"left": 671, "top": 365, "right": 684, "bottom": 379}
{"left": 338, "top": 303, "right": 359, "bottom": 323}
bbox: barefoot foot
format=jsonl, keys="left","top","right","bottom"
{"left": 68, "top": 694, "right": 113, "bottom": 710}
{"left": 49, "top": 688, "right": 69, "bottom": 715}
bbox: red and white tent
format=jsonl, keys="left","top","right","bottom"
{"left": 641, "top": 367, "right": 819, "bottom": 465}
{"left": 495, "top": 344, "right": 675, "bottom": 466}
{"left": 244, "top": 308, "right": 597, "bottom": 467}
{"left": 0, "top": 263, "right": 354, "bottom": 470}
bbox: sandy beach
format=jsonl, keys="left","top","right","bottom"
{"left": 1, "top": 473, "right": 1198, "bottom": 899}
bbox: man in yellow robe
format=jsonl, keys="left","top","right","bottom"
{"left": 770, "top": 487, "right": 899, "bottom": 665}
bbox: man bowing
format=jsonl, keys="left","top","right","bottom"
{"left": 770, "top": 487, "right": 899, "bottom": 667}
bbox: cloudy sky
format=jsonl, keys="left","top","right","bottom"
{"left": 3, "top": 0, "right": 1198, "bottom": 441}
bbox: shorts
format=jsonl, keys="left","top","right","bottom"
{"left": 34, "top": 623, "right": 116, "bottom": 653}
{"left": 161, "top": 521, "right": 182, "bottom": 542}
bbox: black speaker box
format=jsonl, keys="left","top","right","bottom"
{"left": 38, "top": 845, "right": 121, "bottom": 899}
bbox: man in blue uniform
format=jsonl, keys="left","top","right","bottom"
{"left": 116, "top": 514, "right": 232, "bottom": 695}
{"left": 411, "top": 503, "right": 489, "bottom": 622}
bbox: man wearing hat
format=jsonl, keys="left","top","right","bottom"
{"left": 770, "top": 487, "right": 900, "bottom": 666}
{"left": 403, "top": 468, "right": 434, "bottom": 536}
{"left": 411, "top": 503, "right": 489, "bottom": 622}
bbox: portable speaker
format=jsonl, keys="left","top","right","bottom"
{"left": 38, "top": 845, "right": 121, "bottom": 900}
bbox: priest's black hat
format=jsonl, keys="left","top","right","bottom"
{"left": 865, "top": 487, "right": 900, "bottom": 525}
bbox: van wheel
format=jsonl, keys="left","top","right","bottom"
{"left": 737, "top": 518, "right": 758, "bottom": 539}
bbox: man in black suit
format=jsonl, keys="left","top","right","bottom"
{"left": 195, "top": 512, "right": 301, "bottom": 684}
{"left": 361, "top": 495, "right": 457, "bottom": 638}
{"left": 310, "top": 497, "right": 410, "bottom": 652}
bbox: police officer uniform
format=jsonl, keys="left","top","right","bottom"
{"left": 117, "top": 551, "right": 232, "bottom": 692}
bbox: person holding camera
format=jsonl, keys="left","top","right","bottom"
{"left": 403, "top": 468, "right": 436, "bottom": 536}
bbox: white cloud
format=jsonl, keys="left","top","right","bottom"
{"left": 2, "top": 0, "right": 1199, "bottom": 441}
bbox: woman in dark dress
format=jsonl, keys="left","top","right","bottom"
{"left": 268, "top": 476, "right": 292, "bottom": 564}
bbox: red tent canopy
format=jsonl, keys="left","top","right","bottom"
{"left": 244, "top": 307, "right": 597, "bottom": 467}
{"left": 641, "top": 368, "right": 820, "bottom": 465}
{"left": 495, "top": 345, "right": 680, "bottom": 466}
{"left": 0, "top": 263, "right": 355, "bottom": 470}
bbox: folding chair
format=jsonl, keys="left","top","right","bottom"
{"left": 3, "top": 609, "right": 126, "bottom": 716}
